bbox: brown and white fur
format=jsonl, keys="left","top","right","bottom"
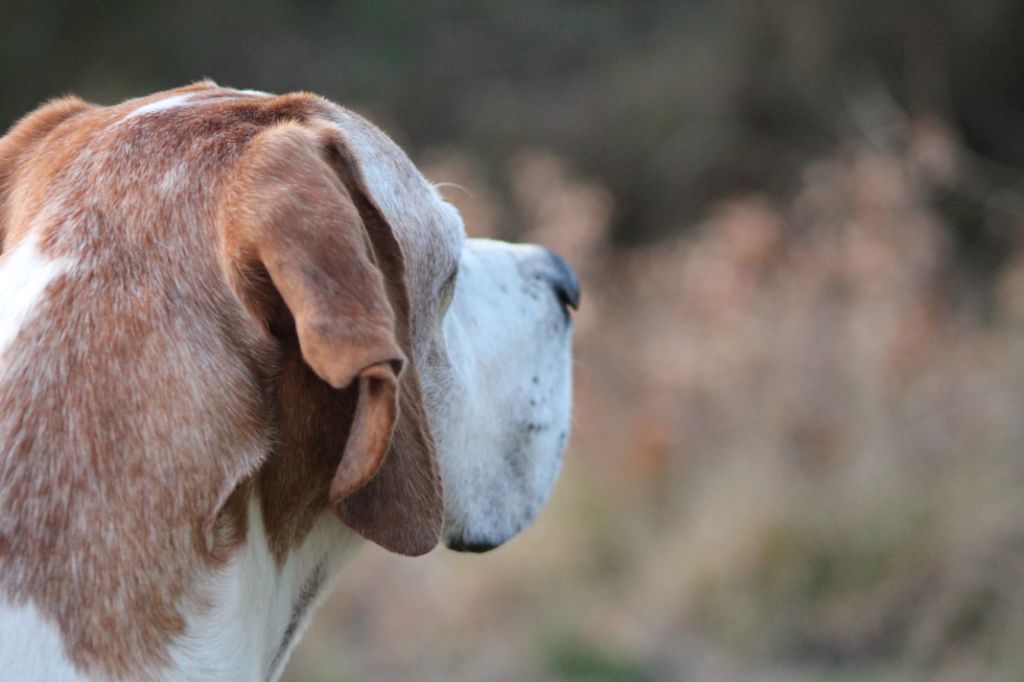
{"left": 0, "top": 82, "right": 577, "bottom": 681}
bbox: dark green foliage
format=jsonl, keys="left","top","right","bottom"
{"left": 544, "top": 634, "right": 658, "bottom": 682}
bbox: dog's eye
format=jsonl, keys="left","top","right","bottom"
{"left": 438, "top": 268, "right": 458, "bottom": 310}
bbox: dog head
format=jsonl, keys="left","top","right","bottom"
{"left": 211, "top": 90, "right": 578, "bottom": 557}
{"left": 327, "top": 110, "right": 578, "bottom": 554}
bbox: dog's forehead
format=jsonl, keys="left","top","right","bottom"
{"left": 326, "top": 107, "right": 464, "bottom": 298}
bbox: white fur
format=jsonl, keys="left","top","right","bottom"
{"left": 0, "top": 601, "right": 91, "bottom": 682}
{"left": 0, "top": 234, "right": 69, "bottom": 361}
{"left": 165, "top": 502, "right": 359, "bottom": 682}
{"left": 124, "top": 94, "right": 194, "bottom": 119}
{"left": 431, "top": 239, "right": 573, "bottom": 548}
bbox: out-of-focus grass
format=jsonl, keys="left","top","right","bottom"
{"left": 543, "top": 634, "right": 657, "bottom": 682}
{"left": 285, "top": 117, "right": 1024, "bottom": 681}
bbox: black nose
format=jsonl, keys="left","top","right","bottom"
{"left": 542, "top": 248, "right": 581, "bottom": 310}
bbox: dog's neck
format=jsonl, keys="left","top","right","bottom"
{"left": 167, "top": 500, "right": 360, "bottom": 682}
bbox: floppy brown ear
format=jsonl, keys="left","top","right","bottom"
{"left": 222, "top": 121, "right": 443, "bottom": 556}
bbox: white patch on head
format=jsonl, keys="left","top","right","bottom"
{"left": 166, "top": 500, "right": 359, "bottom": 682}
{"left": 0, "top": 599, "right": 91, "bottom": 682}
{"left": 0, "top": 233, "right": 70, "bottom": 362}
{"left": 234, "top": 88, "right": 272, "bottom": 98}
{"left": 123, "top": 94, "right": 194, "bottom": 120}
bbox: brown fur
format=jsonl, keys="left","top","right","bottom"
{"left": 0, "top": 95, "right": 93, "bottom": 252}
{"left": 0, "top": 84, "right": 444, "bottom": 678}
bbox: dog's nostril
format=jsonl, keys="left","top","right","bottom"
{"left": 542, "top": 248, "right": 581, "bottom": 311}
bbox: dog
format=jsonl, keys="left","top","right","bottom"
{"left": 0, "top": 82, "right": 578, "bottom": 681}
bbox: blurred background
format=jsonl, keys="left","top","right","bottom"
{"left": 6, "top": 1, "right": 1024, "bottom": 679}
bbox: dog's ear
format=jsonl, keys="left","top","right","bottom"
{"left": 316, "top": 126, "right": 446, "bottom": 556}
{"left": 0, "top": 96, "right": 92, "bottom": 252}
{"left": 221, "top": 121, "right": 443, "bottom": 556}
